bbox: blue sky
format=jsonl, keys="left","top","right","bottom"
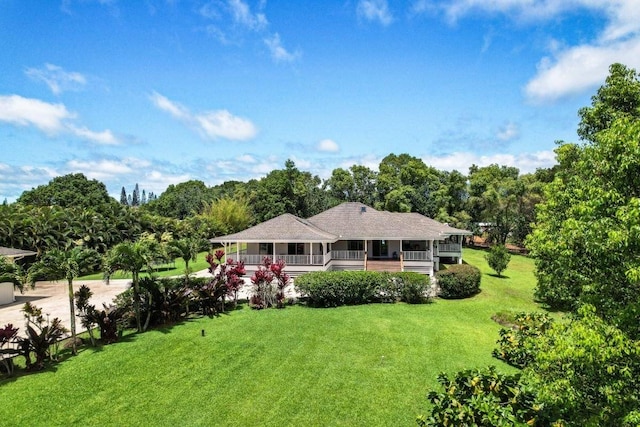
{"left": 1, "top": 0, "right": 639, "bottom": 202}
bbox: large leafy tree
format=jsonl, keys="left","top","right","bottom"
{"left": 29, "top": 247, "right": 101, "bottom": 354}
{"left": 578, "top": 63, "right": 640, "bottom": 142}
{"left": 528, "top": 64, "right": 640, "bottom": 337}
{"left": 467, "top": 164, "right": 523, "bottom": 244}
{"left": 200, "top": 196, "right": 252, "bottom": 235}
{"left": 104, "top": 237, "right": 163, "bottom": 332}
{"left": 323, "top": 165, "right": 378, "bottom": 207}
{"left": 17, "top": 173, "right": 116, "bottom": 210}
{"left": 143, "top": 180, "right": 213, "bottom": 219}
{"left": 376, "top": 153, "right": 450, "bottom": 217}
{"left": 249, "top": 160, "right": 328, "bottom": 222}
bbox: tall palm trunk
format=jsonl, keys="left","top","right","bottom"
{"left": 132, "top": 271, "right": 142, "bottom": 332}
{"left": 67, "top": 278, "right": 77, "bottom": 355}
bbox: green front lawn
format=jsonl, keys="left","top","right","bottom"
{"left": 78, "top": 244, "right": 245, "bottom": 280}
{"left": 0, "top": 248, "right": 545, "bottom": 426}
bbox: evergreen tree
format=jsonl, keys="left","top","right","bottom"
{"left": 141, "top": 189, "right": 147, "bottom": 205}
{"left": 120, "top": 186, "right": 128, "bottom": 205}
{"left": 132, "top": 183, "right": 140, "bottom": 207}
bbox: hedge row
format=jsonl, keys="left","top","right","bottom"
{"left": 295, "top": 271, "right": 431, "bottom": 307}
{"left": 435, "top": 264, "right": 481, "bottom": 299}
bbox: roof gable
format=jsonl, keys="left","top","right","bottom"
{"left": 211, "top": 213, "right": 338, "bottom": 243}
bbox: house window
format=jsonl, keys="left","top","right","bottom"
{"left": 288, "top": 243, "right": 304, "bottom": 255}
{"left": 259, "top": 243, "right": 273, "bottom": 255}
{"left": 347, "top": 240, "right": 364, "bottom": 251}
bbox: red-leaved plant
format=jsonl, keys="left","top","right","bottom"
{"left": 250, "top": 257, "right": 290, "bottom": 309}
{"left": 201, "top": 250, "right": 246, "bottom": 314}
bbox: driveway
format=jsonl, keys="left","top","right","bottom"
{"left": 0, "top": 278, "right": 131, "bottom": 337}
{"left": 0, "top": 270, "right": 299, "bottom": 337}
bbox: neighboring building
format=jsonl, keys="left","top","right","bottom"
{"left": 0, "top": 247, "right": 37, "bottom": 305}
{"left": 210, "top": 202, "right": 470, "bottom": 277}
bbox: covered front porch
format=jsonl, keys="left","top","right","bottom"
{"left": 219, "top": 239, "right": 436, "bottom": 275}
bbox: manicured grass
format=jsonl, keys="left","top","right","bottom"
{"left": 0, "top": 248, "right": 546, "bottom": 426}
{"left": 78, "top": 244, "right": 245, "bottom": 280}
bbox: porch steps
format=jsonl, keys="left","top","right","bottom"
{"left": 366, "top": 260, "right": 402, "bottom": 273}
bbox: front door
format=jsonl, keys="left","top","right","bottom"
{"left": 372, "top": 240, "right": 388, "bottom": 258}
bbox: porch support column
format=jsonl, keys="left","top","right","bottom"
{"left": 236, "top": 241, "right": 239, "bottom": 261}
{"left": 364, "top": 239, "right": 368, "bottom": 270}
{"left": 310, "top": 242, "right": 313, "bottom": 265}
{"left": 273, "top": 241, "right": 276, "bottom": 262}
{"left": 323, "top": 242, "right": 327, "bottom": 267}
{"left": 429, "top": 240, "right": 433, "bottom": 262}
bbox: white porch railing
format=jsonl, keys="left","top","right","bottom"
{"left": 403, "top": 250, "right": 432, "bottom": 261}
{"left": 439, "top": 243, "right": 462, "bottom": 253}
{"left": 331, "top": 250, "right": 365, "bottom": 260}
{"left": 238, "top": 254, "right": 323, "bottom": 265}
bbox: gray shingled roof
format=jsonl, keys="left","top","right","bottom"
{"left": 0, "top": 246, "right": 37, "bottom": 259}
{"left": 211, "top": 202, "right": 471, "bottom": 243}
{"left": 211, "top": 213, "right": 338, "bottom": 243}
{"left": 309, "top": 202, "right": 449, "bottom": 240}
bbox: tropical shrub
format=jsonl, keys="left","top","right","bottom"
{"left": 436, "top": 264, "right": 481, "bottom": 299}
{"left": 493, "top": 312, "right": 553, "bottom": 369}
{"left": 194, "top": 250, "right": 246, "bottom": 315}
{"left": 416, "top": 366, "right": 543, "bottom": 427}
{"left": 295, "top": 271, "right": 387, "bottom": 307}
{"left": 485, "top": 244, "right": 511, "bottom": 277}
{"left": 249, "top": 257, "right": 290, "bottom": 309}
{"left": 18, "top": 302, "right": 67, "bottom": 370}
{"left": 84, "top": 304, "right": 126, "bottom": 344}
{"left": 74, "top": 284, "right": 98, "bottom": 346}
{"left": 394, "top": 272, "right": 431, "bottom": 304}
{"left": 0, "top": 324, "right": 20, "bottom": 375}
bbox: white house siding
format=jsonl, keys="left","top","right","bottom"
{"left": 0, "top": 282, "right": 15, "bottom": 305}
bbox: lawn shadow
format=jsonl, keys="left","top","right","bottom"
{"left": 487, "top": 273, "right": 510, "bottom": 279}
{"left": 4, "top": 295, "right": 48, "bottom": 308}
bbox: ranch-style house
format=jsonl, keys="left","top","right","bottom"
{"left": 210, "top": 202, "right": 471, "bottom": 277}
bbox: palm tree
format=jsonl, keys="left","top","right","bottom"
{"left": 0, "top": 256, "right": 33, "bottom": 293}
{"left": 167, "top": 237, "right": 206, "bottom": 280}
{"left": 104, "top": 238, "right": 162, "bottom": 332}
{"left": 29, "top": 247, "right": 101, "bottom": 355}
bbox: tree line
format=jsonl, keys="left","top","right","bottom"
{"left": 1, "top": 157, "right": 552, "bottom": 257}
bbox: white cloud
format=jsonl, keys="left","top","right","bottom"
{"left": 496, "top": 122, "right": 520, "bottom": 141}
{"left": 149, "top": 91, "right": 190, "bottom": 120}
{"left": 423, "top": 0, "right": 640, "bottom": 102}
{"left": 66, "top": 159, "right": 135, "bottom": 181}
{"left": 150, "top": 91, "right": 257, "bottom": 141}
{"left": 237, "top": 154, "right": 257, "bottom": 163}
{"left": 228, "top": 0, "right": 268, "bottom": 31}
{"left": 264, "top": 33, "right": 298, "bottom": 63}
{"left": 0, "top": 95, "right": 72, "bottom": 134}
{"left": 423, "top": 150, "right": 556, "bottom": 174}
{"left": 143, "top": 170, "right": 191, "bottom": 194}
{"left": 195, "top": 110, "right": 257, "bottom": 140}
{"left": 357, "top": 0, "right": 393, "bottom": 26}
{"left": 68, "top": 125, "right": 119, "bottom": 145}
{"left": 317, "top": 139, "right": 340, "bottom": 152}
{"left": 0, "top": 94, "right": 119, "bottom": 144}
{"left": 525, "top": 37, "right": 640, "bottom": 102}
{"left": 25, "top": 63, "right": 87, "bottom": 95}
